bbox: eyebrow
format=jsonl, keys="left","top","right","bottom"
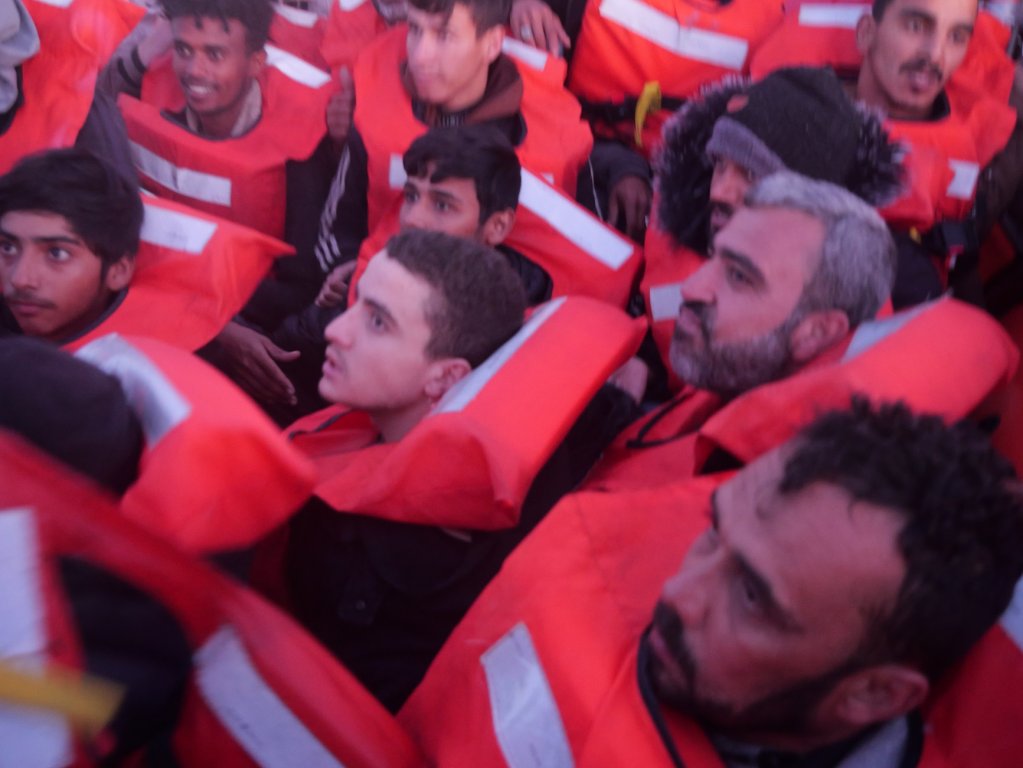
{"left": 0, "top": 228, "right": 82, "bottom": 247}
{"left": 718, "top": 247, "right": 766, "bottom": 288}
{"left": 712, "top": 492, "right": 804, "bottom": 634}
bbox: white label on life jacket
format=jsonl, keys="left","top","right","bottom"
{"left": 265, "top": 44, "right": 332, "bottom": 88}
{"left": 945, "top": 159, "right": 980, "bottom": 201}
{"left": 648, "top": 282, "right": 685, "bottom": 322}
{"left": 338, "top": 0, "right": 368, "bottom": 10}
{"left": 436, "top": 297, "right": 566, "bottom": 414}
{"left": 482, "top": 622, "right": 575, "bottom": 768}
{"left": 274, "top": 3, "right": 319, "bottom": 27}
{"left": 841, "top": 300, "right": 932, "bottom": 361}
{"left": 140, "top": 201, "right": 218, "bottom": 254}
{"left": 502, "top": 37, "right": 550, "bottom": 71}
{"left": 195, "top": 626, "right": 346, "bottom": 768}
{"left": 130, "top": 142, "right": 234, "bottom": 207}
{"left": 797, "top": 3, "right": 870, "bottom": 28}
{"left": 0, "top": 507, "right": 74, "bottom": 768}
{"left": 76, "top": 334, "right": 192, "bottom": 448}
{"left": 388, "top": 154, "right": 408, "bottom": 190}
{"left": 31, "top": 0, "right": 74, "bottom": 7}
{"left": 599, "top": 0, "right": 749, "bottom": 70}
{"left": 519, "top": 171, "right": 634, "bottom": 270}
{"left": 1002, "top": 577, "right": 1023, "bottom": 653}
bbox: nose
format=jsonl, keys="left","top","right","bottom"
{"left": 6, "top": 252, "right": 40, "bottom": 291}
{"left": 679, "top": 260, "right": 717, "bottom": 308}
{"left": 401, "top": 199, "right": 429, "bottom": 231}
{"left": 324, "top": 307, "right": 356, "bottom": 348}
{"left": 407, "top": 32, "right": 436, "bottom": 70}
{"left": 710, "top": 164, "right": 746, "bottom": 209}
{"left": 660, "top": 556, "right": 715, "bottom": 629}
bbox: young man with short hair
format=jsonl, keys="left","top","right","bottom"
{"left": 0, "top": 149, "right": 142, "bottom": 342}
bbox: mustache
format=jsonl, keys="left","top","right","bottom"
{"left": 4, "top": 290, "right": 54, "bottom": 308}
{"left": 900, "top": 57, "right": 943, "bottom": 81}
{"left": 674, "top": 300, "right": 712, "bottom": 345}
{"left": 652, "top": 601, "right": 697, "bottom": 686}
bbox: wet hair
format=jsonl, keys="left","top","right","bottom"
{"left": 745, "top": 172, "right": 896, "bottom": 328}
{"left": 407, "top": 0, "right": 510, "bottom": 34}
{"left": 403, "top": 125, "right": 521, "bottom": 224}
{"left": 161, "top": 0, "right": 274, "bottom": 52}
{"left": 384, "top": 229, "right": 525, "bottom": 367}
{"left": 782, "top": 398, "right": 1023, "bottom": 680}
{"left": 0, "top": 149, "right": 143, "bottom": 270}
{"left": 871, "top": 0, "right": 896, "bottom": 20}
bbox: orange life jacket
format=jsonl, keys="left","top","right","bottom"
{"left": 287, "top": 296, "right": 645, "bottom": 529}
{"left": 353, "top": 26, "right": 593, "bottom": 233}
{"left": 347, "top": 168, "right": 642, "bottom": 309}
{"left": 567, "top": 0, "right": 784, "bottom": 155}
{"left": 586, "top": 298, "right": 1019, "bottom": 492}
{"left": 62, "top": 196, "right": 287, "bottom": 353}
{"left": 119, "top": 46, "right": 331, "bottom": 239}
{"left": 269, "top": 2, "right": 329, "bottom": 69}
{"left": 0, "top": 0, "right": 143, "bottom": 173}
{"left": 320, "top": 0, "right": 387, "bottom": 74}
{"left": 0, "top": 434, "right": 425, "bottom": 768}
{"left": 70, "top": 334, "right": 316, "bottom": 552}
{"left": 401, "top": 469, "right": 1023, "bottom": 768}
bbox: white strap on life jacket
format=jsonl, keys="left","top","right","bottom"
{"left": 76, "top": 334, "right": 192, "bottom": 448}
{"left": 264, "top": 44, "right": 332, "bottom": 88}
{"left": 518, "top": 171, "right": 635, "bottom": 270}
{"left": 796, "top": 3, "right": 870, "bottom": 28}
{"left": 195, "top": 626, "right": 346, "bottom": 768}
{"left": 502, "top": 36, "right": 551, "bottom": 72}
{"left": 337, "top": 0, "right": 368, "bottom": 11}
{"left": 130, "top": 141, "right": 234, "bottom": 207}
{"left": 388, "top": 154, "right": 407, "bottom": 191}
{"left": 946, "top": 159, "right": 980, "bottom": 201}
{"left": 598, "top": 0, "right": 749, "bottom": 70}
{"left": 0, "top": 507, "right": 74, "bottom": 768}
{"left": 1002, "top": 577, "right": 1023, "bottom": 653}
{"left": 648, "top": 282, "right": 685, "bottom": 322}
{"left": 841, "top": 301, "right": 931, "bottom": 361}
{"left": 274, "top": 3, "right": 320, "bottom": 27}
{"left": 435, "top": 297, "right": 565, "bottom": 415}
{"left": 482, "top": 622, "right": 575, "bottom": 768}
{"left": 30, "top": 0, "right": 74, "bottom": 7}
{"left": 140, "top": 200, "right": 218, "bottom": 254}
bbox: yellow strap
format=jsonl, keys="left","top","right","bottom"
{"left": 0, "top": 661, "right": 123, "bottom": 735}
{"left": 635, "top": 81, "right": 663, "bottom": 148}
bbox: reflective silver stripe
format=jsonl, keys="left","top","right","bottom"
{"left": 797, "top": 3, "right": 870, "bottom": 28}
{"left": 140, "top": 201, "right": 218, "bottom": 254}
{"left": 1002, "top": 577, "right": 1023, "bottom": 653}
{"left": 435, "top": 298, "right": 565, "bottom": 414}
{"left": 519, "top": 171, "right": 634, "bottom": 270}
{"left": 265, "top": 45, "right": 332, "bottom": 88}
{"left": 76, "top": 334, "right": 192, "bottom": 448}
{"left": 945, "top": 159, "right": 980, "bottom": 200}
{"left": 841, "top": 300, "right": 931, "bottom": 361}
{"left": 195, "top": 627, "right": 346, "bottom": 768}
{"left": 648, "top": 282, "right": 684, "bottom": 322}
{"left": 274, "top": 3, "right": 319, "bottom": 27}
{"left": 482, "top": 623, "right": 574, "bottom": 768}
{"left": 338, "top": 0, "right": 368, "bottom": 10}
{"left": 502, "top": 37, "right": 550, "bottom": 71}
{"left": 388, "top": 154, "right": 407, "bottom": 190}
{"left": 130, "top": 141, "right": 233, "bottom": 207}
{"left": 0, "top": 508, "right": 74, "bottom": 768}
{"left": 599, "top": 0, "right": 748, "bottom": 70}
{"left": 31, "top": 0, "right": 73, "bottom": 6}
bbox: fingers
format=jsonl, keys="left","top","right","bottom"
{"left": 326, "top": 67, "right": 354, "bottom": 144}
{"left": 511, "top": 0, "right": 567, "bottom": 55}
{"left": 315, "top": 262, "right": 356, "bottom": 308}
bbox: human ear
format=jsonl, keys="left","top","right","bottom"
{"left": 481, "top": 209, "right": 515, "bottom": 246}
{"left": 424, "top": 357, "right": 472, "bottom": 400}
{"left": 855, "top": 13, "right": 876, "bottom": 55}
{"left": 788, "top": 310, "right": 849, "bottom": 364}
{"left": 481, "top": 24, "right": 505, "bottom": 64}
{"left": 831, "top": 665, "right": 929, "bottom": 728}
{"left": 248, "top": 48, "right": 267, "bottom": 78}
{"left": 103, "top": 255, "right": 135, "bottom": 292}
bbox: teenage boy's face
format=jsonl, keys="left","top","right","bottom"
{"left": 400, "top": 167, "right": 483, "bottom": 239}
{"left": 406, "top": 3, "right": 503, "bottom": 112}
{"left": 0, "top": 211, "right": 132, "bottom": 341}
{"left": 171, "top": 16, "right": 265, "bottom": 132}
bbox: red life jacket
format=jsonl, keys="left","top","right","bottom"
{"left": 63, "top": 196, "right": 287, "bottom": 353}
{"left": 287, "top": 296, "right": 645, "bottom": 529}
{"left": 0, "top": 0, "right": 143, "bottom": 173}
{"left": 0, "top": 434, "right": 425, "bottom": 768}
{"left": 586, "top": 298, "right": 1019, "bottom": 492}
{"left": 983, "top": 304, "right": 1023, "bottom": 477}
{"left": 567, "top": 0, "right": 784, "bottom": 155}
{"left": 71, "top": 334, "right": 316, "bottom": 552}
{"left": 353, "top": 26, "right": 593, "bottom": 233}
{"left": 320, "top": 0, "right": 386, "bottom": 74}
{"left": 401, "top": 469, "right": 1023, "bottom": 768}
{"left": 269, "top": 3, "right": 329, "bottom": 70}
{"left": 347, "top": 168, "right": 642, "bottom": 309}
{"left": 119, "top": 46, "right": 331, "bottom": 239}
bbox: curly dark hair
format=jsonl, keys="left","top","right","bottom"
{"left": 781, "top": 398, "right": 1023, "bottom": 680}
{"left": 161, "top": 0, "right": 274, "bottom": 52}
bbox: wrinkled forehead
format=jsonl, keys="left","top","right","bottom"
{"left": 713, "top": 206, "right": 825, "bottom": 279}
{"left": 878, "top": 0, "right": 978, "bottom": 26}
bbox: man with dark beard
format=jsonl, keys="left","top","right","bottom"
{"left": 398, "top": 399, "right": 1023, "bottom": 768}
